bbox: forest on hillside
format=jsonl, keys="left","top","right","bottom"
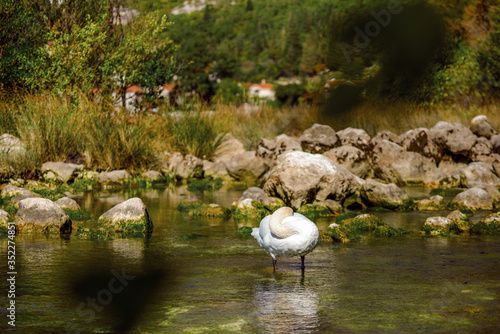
{"left": 1, "top": 0, "right": 499, "bottom": 107}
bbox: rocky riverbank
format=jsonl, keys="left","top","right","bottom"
{"left": 1, "top": 115, "right": 500, "bottom": 238}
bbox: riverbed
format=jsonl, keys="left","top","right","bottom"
{"left": 1, "top": 185, "right": 499, "bottom": 333}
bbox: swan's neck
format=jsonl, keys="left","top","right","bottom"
{"left": 269, "top": 207, "right": 296, "bottom": 239}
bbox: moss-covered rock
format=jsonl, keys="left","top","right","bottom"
{"left": 1, "top": 184, "right": 37, "bottom": 198}
{"left": 429, "top": 188, "right": 464, "bottom": 198}
{"left": 335, "top": 211, "right": 361, "bottom": 224}
{"left": 237, "top": 226, "right": 253, "bottom": 237}
{"left": 420, "top": 214, "right": 473, "bottom": 236}
{"left": 323, "top": 213, "right": 404, "bottom": 242}
{"left": 261, "top": 196, "right": 286, "bottom": 212}
{"left": 64, "top": 209, "right": 93, "bottom": 222}
{"left": 416, "top": 195, "right": 446, "bottom": 211}
{"left": 186, "top": 177, "right": 223, "bottom": 192}
{"left": 297, "top": 204, "right": 333, "bottom": 218}
{"left": 231, "top": 198, "right": 268, "bottom": 219}
{"left": 360, "top": 179, "right": 414, "bottom": 211}
{"left": 447, "top": 210, "right": 473, "bottom": 234}
{"left": 178, "top": 199, "right": 231, "bottom": 218}
{"left": 70, "top": 171, "right": 99, "bottom": 191}
{"left": 449, "top": 187, "right": 494, "bottom": 211}
{"left": 73, "top": 224, "right": 107, "bottom": 240}
{"left": 297, "top": 200, "right": 343, "bottom": 218}
{"left": 98, "top": 197, "right": 153, "bottom": 237}
{"left": 472, "top": 213, "right": 500, "bottom": 235}
{"left": 179, "top": 233, "right": 208, "bottom": 240}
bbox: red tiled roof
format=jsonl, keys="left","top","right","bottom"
{"left": 163, "top": 84, "right": 176, "bottom": 91}
{"left": 126, "top": 85, "right": 143, "bottom": 93}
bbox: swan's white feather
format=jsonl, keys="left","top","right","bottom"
{"left": 252, "top": 209, "right": 319, "bottom": 262}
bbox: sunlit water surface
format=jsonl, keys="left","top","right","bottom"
{"left": 0, "top": 186, "right": 499, "bottom": 333}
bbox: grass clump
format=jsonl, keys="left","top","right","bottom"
{"left": 166, "top": 110, "right": 225, "bottom": 159}
{"left": 177, "top": 199, "right": 231, "bottom": 218}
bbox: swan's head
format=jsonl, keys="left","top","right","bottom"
{"left": 271, "top": 207, "right": 293, "bottom": 223}
{"left": 269, "top": 207, "right": 295, "bottom": 238}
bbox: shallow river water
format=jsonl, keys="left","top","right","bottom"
{"left": 1, "top": 185, "right": 499, "bottom": 333}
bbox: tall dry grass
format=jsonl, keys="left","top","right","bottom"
{"left": 1, "top": 91, "right": 499, "bottom": 179}
{"left": 319, "top": 100, "right": 500, "bottom": 136}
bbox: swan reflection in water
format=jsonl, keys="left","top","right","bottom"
{"left": 254, "top": 280, "right": 319, "bottom": 333}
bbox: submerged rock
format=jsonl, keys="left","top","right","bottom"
{"left": 41, "top": 162, "right": 83, "bottom": 183}
{"left": 178, "top": 199, "right": 231, "bottom": 218}
{"left": 231, "top": 198, "right": 268, "bottom": 219}
{"left": 297, "top": 200, "right": 343, "bottom": 218}
{"left": 98, "top": 197, "right": 153, "bottom": 236}
{"left": 472, "top": 213, "right": 500, "bottom": 235}
{"left": 416, "top": 195, "right": 445, "bottom": 211}
{"left": 263, "top": 151, "right": 361, "bottom": 210}
{"left": 360, "top": 179, "right": 412, "bottom": 211}
{"left": 323, "top": 213, "right": 404, "bottom": 242}
{"left": 15, "top": 198, "right": 72, "bottom": 235}
{"left": 420, "top": 215, "right": 473, "bottom": 235}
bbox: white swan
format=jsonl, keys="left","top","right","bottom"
{"left": 252, "top": 207, "right": 319, "bottom": 271}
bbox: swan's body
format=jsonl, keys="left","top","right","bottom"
{"left": 252, "top": 207, "right": 319, "bottom": 271}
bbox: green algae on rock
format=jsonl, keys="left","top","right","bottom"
{"left": 186, "top": 177, "right": 223, "bottom": 192}
{"left": 429, "top": 188, "right": 464, "bottom": 197}
{"left": 98, "top": 197, "right": 153, "bottom": 237}
{"left": 237, "top": 226, "right": 253, "bottom": 237}
{"left": 178, "top": 199, "right": 231, "bottom": 218}
{"left": 416, "top": 195, "right": 446, "bottom": 211}
{"left": 420, "top": 211, "right": 474, "bottom": 236}
{"left": 323, "top": 213, "right": 404, "bottom": 242}
{"left": 472, "top": 213, "right": 500, "bottom": 235}
{"left": 297, "top": 200, "right": 343, "bottom": 219}
{"left": 231, "top": 198, "right": 267, "bottom": 219}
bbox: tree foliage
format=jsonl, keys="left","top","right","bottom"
{"left": 1, "top": 0, "right": 177, "bottom": 107}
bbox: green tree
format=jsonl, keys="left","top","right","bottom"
{"left": 0, "top": 0, "right": 48, "bottom": 90}
{"left": 246, "top": 0, "right": 254, "bottom": 12}
{"left": 283, "top": 13, "right": 302, "bottom": 75}
{"left": 214, "top": 78, "right": 245, "bottom": 104}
